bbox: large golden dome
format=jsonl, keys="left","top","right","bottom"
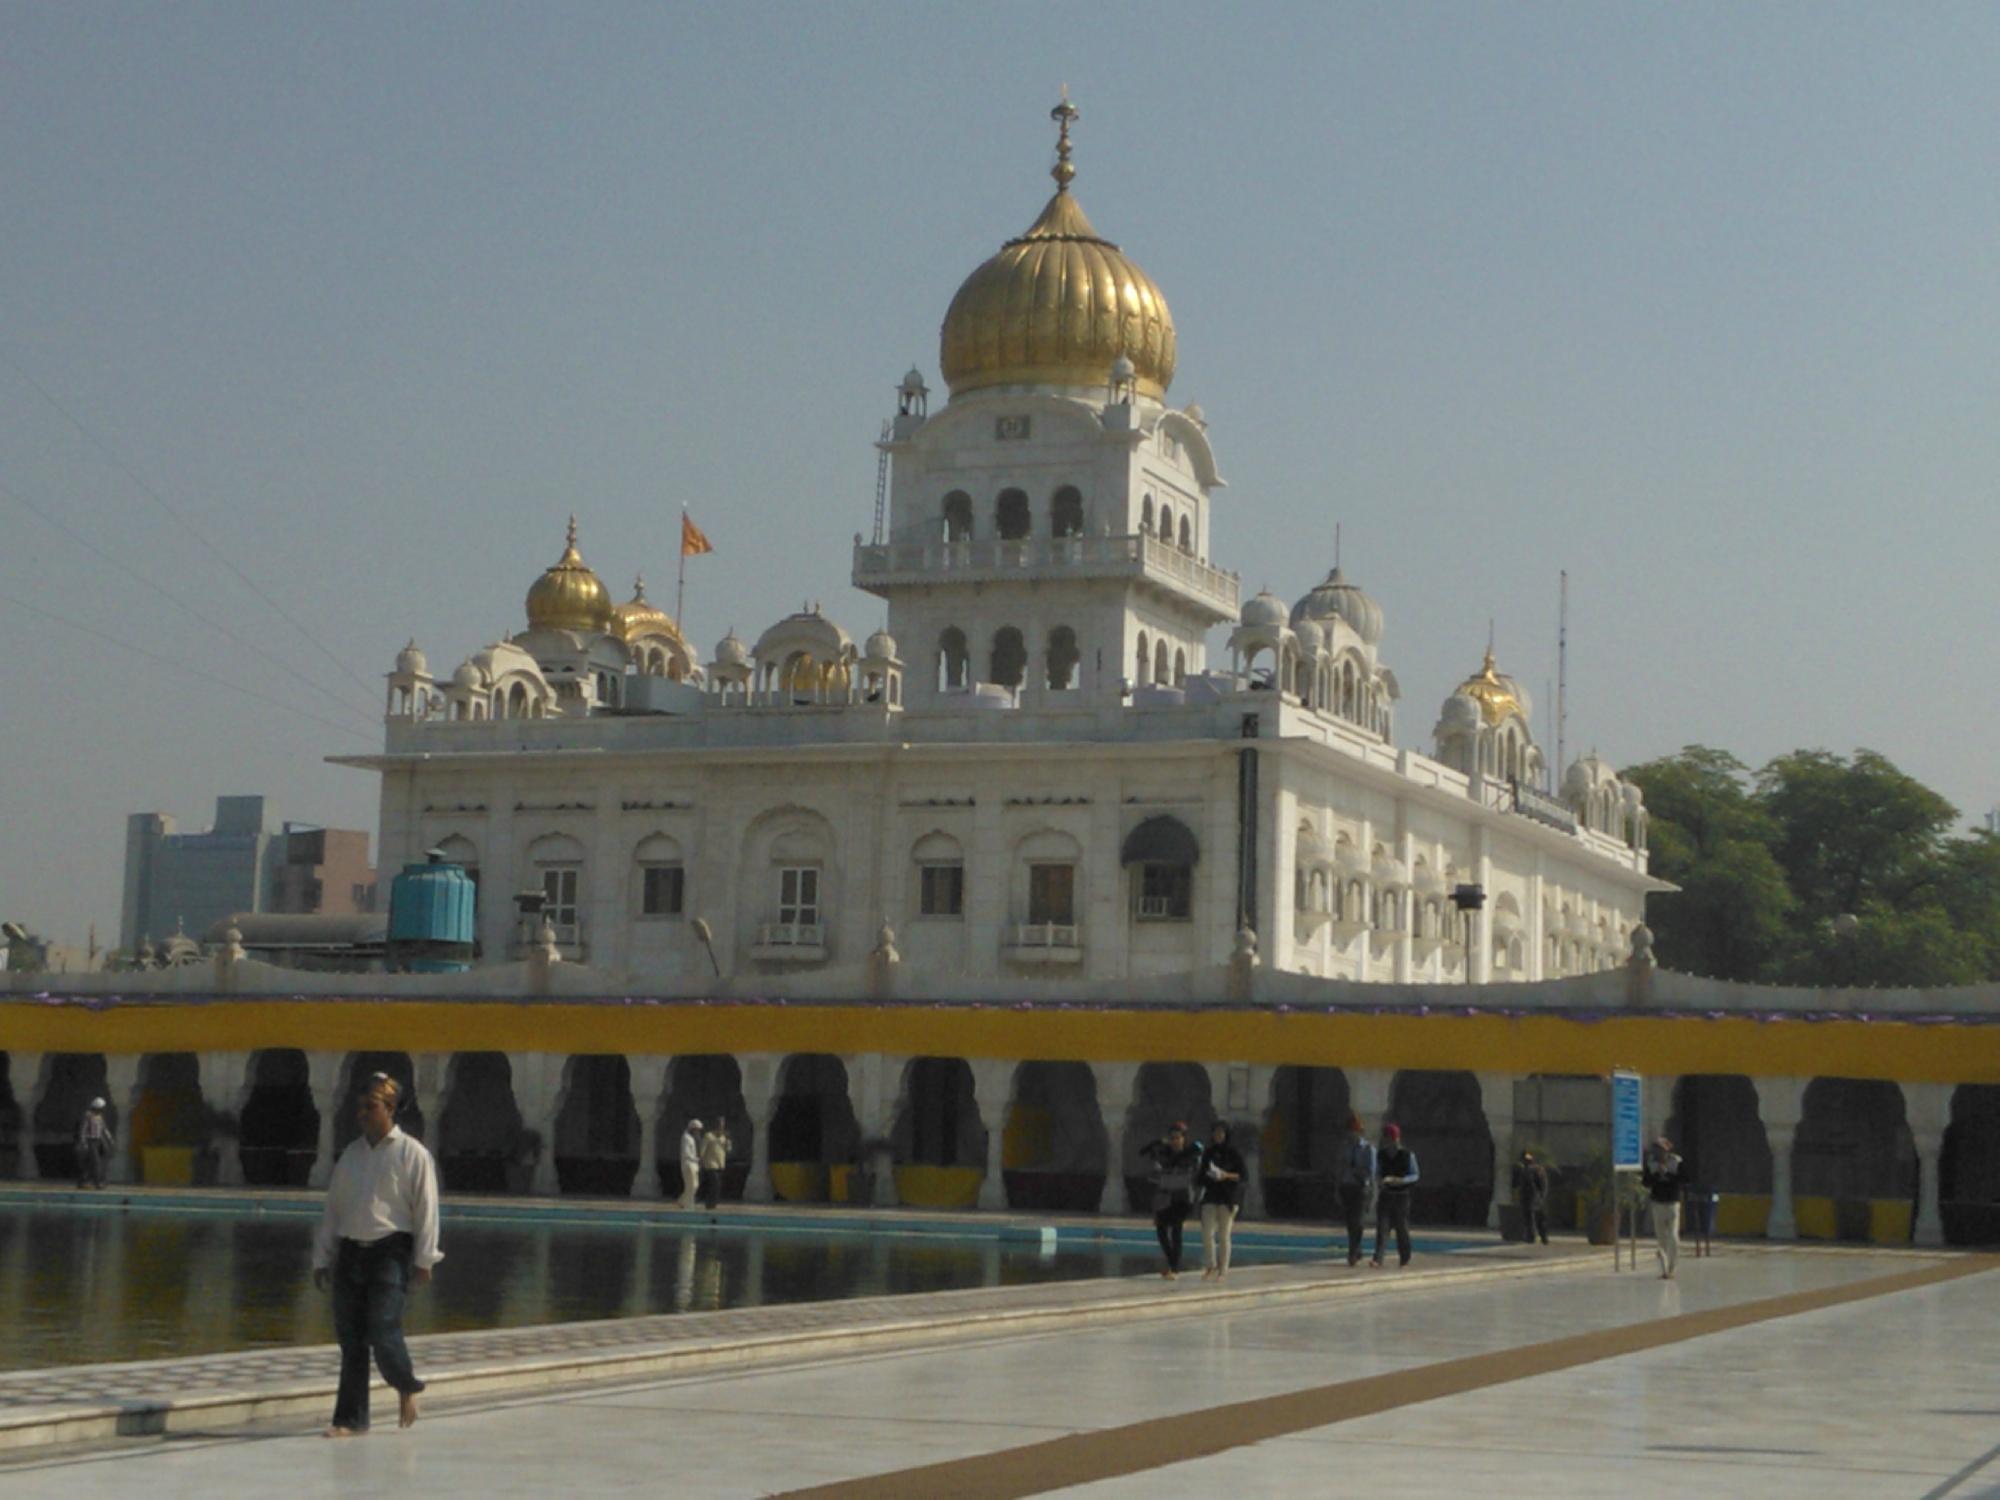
{"left": 1457, "top": 649, "right": 1524, "bottom": 727}
{"left": 525, "top": 516, "right": 613, "bottom": 634}
{"left": 939, "top": 99, "right": 1176, "bottom": 400}
{"left": 610, "top": 575, "right": 685, "bottom": 645}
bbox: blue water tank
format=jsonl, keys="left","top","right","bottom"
{"left": 386, "top": 854, "right": 477, "bottom": 972}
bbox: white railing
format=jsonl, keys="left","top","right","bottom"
{"left": 756, "top": 922, "right": 824, "bottom": 948}
{"left": 1007, "top": 923, "right": 1080, "bottom": 949}
{"left": 853, "top": 533, "right": 1239, "bottom": 614}
{"left": 1136, "top": 897, "right": 1175, "bottom": 919}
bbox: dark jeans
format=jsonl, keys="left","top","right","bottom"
{"left": 331, "top": 1233, "right": 424, "bottom": 1430}
{"left": 1374, "top": 1192, "right": 1412, "bottom": 1266}
{"left": 699, "top": 1166, "right": 723, "bottom": 1210}
{"left": 1522, "top": 1204, "right": 1548, "bottom": 1244}
{"left": 1337, "top": 1183, "right": 1368, "bottom": 1263}
{"left": 76, "top": 1140, "right": 108, "bottom": 1189}
{"left": 1154, "top": 1199, "right": 1190, "bottom": 1271}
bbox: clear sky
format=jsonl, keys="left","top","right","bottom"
{"left": 3, "top": 3, "right": 1995, "bottom": 947}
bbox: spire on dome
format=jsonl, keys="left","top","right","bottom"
{"left": 1051, "top": 88, "right": 1078, "bottom": 191}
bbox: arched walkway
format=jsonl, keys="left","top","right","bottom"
{"left": 1120, "top": 1063, "right": 1216, "bottom": 1214}
{"left": 1004, "top": 1061, "right": 1105, "bottom": 1212}
{"left": 1664, "top": 1075, "right": 1773, "bottom": 1235}
{"left": 1795, "top": 1077, "right": 1917, "bottom": 1242}
{"left": 662, "top": 1055, "right": 750, "bottom": 1202}
{"left": 1262, "top": 1066, "right": 1351, "bottom": 1220}
{"left": 554, "top": 1055, "right": 639, "bottom": 1196}
{"left": 34, "top": 1054, "right": 109, "bottom": 1181}
{"left": 131, "top": 1054, "right": 206, "bottom": 1185}
{"left": 768, "top": 1054, "right": 860, "bottom": 1203}
{"left": 891, "top": 1057, "right": 983, "bottom": 1209}
{"left": 1387, "top": 1070, "right": 1493, "bottom": 1226}
{"left": 1942, "top": 1085, "right": 2000, "bottom": 1245}
{"left": 0, "top": 1054, "right": 27, "bottom": 1179}
{"left": 435, "top": 1053, "right": 527, "bottom": 1193}
{"left": 239, "top": 1050, "right": 317, "bottom": 1186}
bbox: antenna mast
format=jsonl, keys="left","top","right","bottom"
{"left": 871, "top": 419, "right": 892, "bottom": 545}
{"left": 1555, "top": 570, "right": 1569, "bottom": 793}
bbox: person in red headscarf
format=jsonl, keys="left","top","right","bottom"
{"left": 1371, "top": 1122, "right": 1420, "bottom": 1268}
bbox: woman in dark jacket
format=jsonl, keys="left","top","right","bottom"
{"left": 1140, "top": 1122, "right": 1202, "bottom": 1279}
{"left": 1199, "top": 1121, "right": 1248, "bottom": 1279}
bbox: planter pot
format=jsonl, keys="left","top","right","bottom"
{"left": 1585, "top": 1208, "right": 1618, "bottom": 1246}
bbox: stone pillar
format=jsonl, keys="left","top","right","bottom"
{"left": 846, "top": 1052, "right": 901, "bottom": 1207}
{"left": 412, "top": 1051, "right": 447, "bottom": 1147}
{"left": 1239, "top": 1062, "right": 1275, "bottom": 1220}
{"left": 9, "top": 1051, "right": 43, "bottom": 1181}
{"left": 971, "top": 1059, "right": 1013, "bottom": 1212}
{"left": 308, "top": 1052, "right": 347, "bottom": 1189}
{"left": 1756, "top": 1075, "right": 1807, "bottom": 1240}
{"left": 1094, "top": 1062, "right": 1138, "bottom": 1215}
{"left": 105, "top": 1054, "right": 142, "bottom": 1184}
{"left": 1349, "top": 1067, "right": 1394, "bottom": 1132}
{"left": 506, "top": 1052, "right": 562, "bottom": 1197}
{"left": 1477, "top": 1072, "right": 1516, "bottom": 1231}
{"left": 1904, "top": 1080, "right": 1951, "bottom": 1249}
{"left": 628, "top": 1055, "right": 667, "bottom": 1199}
{"left": 739, "top": 1054, "right": 776, "bottom": 1204}
{"left": 200, "top": 1052, "right": 248, "bottom": 1187}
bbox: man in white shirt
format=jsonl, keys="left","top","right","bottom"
{"left": 312, "top": 1072, "right": 441, "bottom": 1436}
{"left": 677, "top": 1118, "right": 703, "bottom": 1209}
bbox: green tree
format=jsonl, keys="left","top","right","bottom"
{"left": 1623, "top": 748, "right": 1794, "bottom": 980}
{"left": 1756, "top": 749, "right": 1958, "bottom": 923}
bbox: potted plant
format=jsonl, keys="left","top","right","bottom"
{"left": 1572, "top": 1150, "right": 1623, "bottom": 1245}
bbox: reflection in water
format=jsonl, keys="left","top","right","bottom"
{"left": 0, "top": 1209, "right": 1311, "bottom": 1372}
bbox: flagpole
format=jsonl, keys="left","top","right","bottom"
{"left": 676, "top": 506, "right": 689, "bottom": 629}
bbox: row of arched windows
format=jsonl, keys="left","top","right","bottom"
{"left": 1132, "top": 630, "right": 1188, "bottom": 688}
{"left": 936, "top": 625, "right": 1082, "bottom": 692}
{"left": 940, "top": 486, "right": 1086, "bottom": 543}
{"left": 1138, "top": 494, "right": 1195, "bottom": 553}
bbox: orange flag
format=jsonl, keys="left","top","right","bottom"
{"left": 681, "top": 512, "right": 714, "bottom": 557}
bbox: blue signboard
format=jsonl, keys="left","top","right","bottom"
{"left": 1610, "top": 1070, "right": 1644, "bottom": 1171}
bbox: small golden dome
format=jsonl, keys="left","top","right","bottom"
{"left": 525, "top": 516, "right": 613, "bottom": 634}
{"left": 1457, "top": 648, "right": 1523, "bottom": 727}
{"left": 610, "top": 575, "right": 686, "bottom": 645}
{"left": 939, "top": 98, "right": 1176, "bottom": 400}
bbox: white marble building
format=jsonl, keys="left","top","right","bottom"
{"left": 343, "top": 102, "right": 1664, "bottom": 986}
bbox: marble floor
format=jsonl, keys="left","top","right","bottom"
{"left": 1, "top": 1247, "right": 1993, "bottom": 1498}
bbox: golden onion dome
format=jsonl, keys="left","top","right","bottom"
{"left": 1457, "top": 648, "right": 1523, "bottom": 727}
{"left": 610, "top": 575, "right": 683, "bottom": 644}
{"left": 939, "top": 97, "right": 1175, "bottom": 400}
{"left": 525, "top": 516, "right": 614, "bottom": 634}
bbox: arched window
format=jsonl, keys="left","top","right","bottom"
{"left": 911, "top": 831, "right": 965, "bottom": 919}
{"left": 990, "top": 626, "right": 1026, "bottom": 689}
{"left": 1140, "top": 495, "right": 1154, "bottom": 535}
{"left": 1178, "top": 515, "right": 1192, "bottom": 552}
{"left": 1154, "top": 638, "right": 1170, "bottom": 685}
{"left": 1046, "top": 626, "right": 1079, "bottom": 691}
{"left": 937, "top": 627, "right": 969, "bottom": 690}
{"left": 942, "top": 491, "right": 973, "bottom": 542}
{"left": 507, "top": 682, "right": 528, "bottom": 718}
{"left": 1134, "top": 631, "right": 1150, "bottom": 687}
{"left": 1050, "top": 485, "right": 1084, "bottom": 538}
{"left": 1173, "top": 648, "right": 1186, "bottom": 686}
{"left": 996, "top": 488, "right": 1030, "bottom": 541}
{"left": 632, "top": 832, "right": 685, "bottom": 918}
{"left": 1157, "top": 504, "right": 1172, "bottom": 541}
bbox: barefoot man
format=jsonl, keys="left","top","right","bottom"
{"left": 312, "top": 1072, "right": 441, "bottom": 1436}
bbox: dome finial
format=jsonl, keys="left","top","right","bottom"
{"left": 566, "top": 513, "right": 578, "bottom": 550}
{"left": 1051, "top": 87, "right": 1078, "bottom": 191}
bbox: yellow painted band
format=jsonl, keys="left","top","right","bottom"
{"left": 4, "top": 1001, "right": 1998, "bottom": 1085}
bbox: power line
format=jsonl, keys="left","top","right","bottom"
{"left": 0, "top": 349, "right": 390, "bottom": 706}
{"left": 0, "top": 586, "right": 376, "bottom": 746}
{"left": 0, "top": 476, "right": 381, "bottom": 724}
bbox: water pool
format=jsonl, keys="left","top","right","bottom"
{"left": 0, "top": 1204, "right": 1357, "bottom": 1372}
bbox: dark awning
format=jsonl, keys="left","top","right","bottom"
{"left": 1121, "top": 815, "right": 1200, "bottom": 867}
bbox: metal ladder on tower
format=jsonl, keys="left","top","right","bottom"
{"left": 871, "top": 419, "right": 892, "bottom": 545}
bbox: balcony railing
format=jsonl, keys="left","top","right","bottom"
{"left": 1003, "top": 922, "right": 1083, "bottom": 963}
{"left": 853, "top": 533, "right": 1239, "bottom": 617}
{"left": 756, "top": 921, "right": 824, "bottom": 949}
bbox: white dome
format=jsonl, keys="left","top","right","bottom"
{"left": 864, "top": 628, "right": 898, "bottom": 662}
{"left": 900, "top": 366, "right": 926, "bottom": 394}
{"left": 1241, "top": 591, "right": 1289, "bottom": 628}
{"left": 1292, "top": 618, "right": 1325, "bottom": 653}
{"left": 451, "top": 660, "right": 482, "bottom": 689}
{"left": 713, "top": 631, "right": 750, "bottom": 669}
{"left": 1439, "top": 692, "right": 1482, "bottom": 733}
{"left": 1292, "top": 567, "right": 1384, "bottom": 646}
{"left": 1563, "top": 753, "right": 1615, "bottom": 801}
{"left": 396, "top": 640, "right": 428, "bottom": 676}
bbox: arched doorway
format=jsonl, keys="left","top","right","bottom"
{"left": 891, "top": 1058, "right": 983, "bottom": 1208}
{"left": 1795, "top": 1078, "right": 1916, "bottom": 1242}
{"left": 1120, "top": 1063, "right": 1216, "bottom": 1214}
{"left": 1387, "top": 1070, "right": 1493, "bottom": 1226}
{"left": 767, "top": 1054, "right": 861, "bottom": 1203}
{"left": 435, "top": 1053, "right": 528, "bottom": 1193}
{"left": 553, "top": 1056, "right": 639, "bottom": 1196}
{"left": 239, "top": 1050, "right": 318, "bottom": 1186}
{"left": 1004, "top": 1062, "right": 1106, "bottom": 1212}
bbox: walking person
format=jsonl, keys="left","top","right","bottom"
{"left": 1642, "top": 1136, "right": 1686, "bottom": 1279}
{"left": 1198, "top": 1121, "right": 1247, "bottom": 1280}
{"left": 1335, "top": 1113, "right": 1375, "bottom": 1266}
{"left": 697, "top": 1119, "right": 731, "bottom": 1210}
{"left": 1370, "top": 1123, "right": 1420, "bottom": 1269}
{"left": 313, "top": 1073, "right": 441, "bottom": 1437}
{"left": 1140, "top": 1121, "right": 1201, "bottom": 1280}
{"left": 75, "top": 1098, "right": 114, "bottom": 1189}
{"left": 1513, "top": 1149, "right": 1551, "bottom": 1245}
{"left": 677, "top": 1118, "right": 703, "bottom": 1209}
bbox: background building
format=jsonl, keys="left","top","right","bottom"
{"left": 119, "top": 797, "right": 375, "bottom": 955}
